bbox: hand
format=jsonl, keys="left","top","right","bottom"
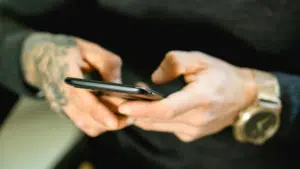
{"left": 118, "top": 51, "right": 257, "bottom": 142}
{"left": 21, "top": 33, "right": 132, "bottom": 137}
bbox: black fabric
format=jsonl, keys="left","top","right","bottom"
{"left": 52, "top": 136, "right": 88, "bottom": 169}
{"left": 0, "top": 85, "right": 18, "bottom": 127}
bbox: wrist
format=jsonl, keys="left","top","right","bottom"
{"left": 240, "top": 68, "right": 258, "bottom": 109}
{"left": 233, "top": 69, "right": 282, "bottom": 145}
{"left": 21, "top": 32, "right": 76, "bottom": 89}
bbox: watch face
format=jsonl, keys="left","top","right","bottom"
{"left": 244, "top": 112, "right": 278, "bottom": 140}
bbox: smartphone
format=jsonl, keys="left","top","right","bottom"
{"left": 64, "top": 77, "right": 165, "bottom": 101}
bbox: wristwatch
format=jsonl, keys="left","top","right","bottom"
{"left": 233, "top": 70, "right": 282, "bottom": 145}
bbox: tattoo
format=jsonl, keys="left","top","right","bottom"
{"left": 22, "top": 33, "right": 76, "bottom": 113}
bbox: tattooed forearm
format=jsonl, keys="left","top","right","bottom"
{"left": 21, "top": 32, "right": 76, "bottom": 112}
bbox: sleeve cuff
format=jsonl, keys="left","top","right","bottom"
{"left": 272, "top": 72, "right": 300, "bottom": 138}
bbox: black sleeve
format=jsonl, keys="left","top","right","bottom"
{"left": 0, "top": 13, "right": 36, "bottom": 95}
{"left": 272, "top": 72, "right": 300, "bottom": 139}
{"left": 0, "top": 0, "right": 66, "bottom": 96}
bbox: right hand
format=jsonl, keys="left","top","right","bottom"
{"left": 21, "top": 33, "right": 132, "bottom": 137}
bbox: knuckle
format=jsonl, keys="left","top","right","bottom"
{"left": 164, "top": 51, "right": 184, "bottom": 74}
{"left": 166, "top": 50, "right": 183, "bottom": 58}
{"left": 165, "top": 51, "right": 178, "bottom": 62}
{"left": 165, "top": 51, "right": 175, "bottom": 57}
{"left": 110, "top": 54, "right": 122, "bottom": 66}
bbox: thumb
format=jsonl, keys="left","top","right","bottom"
{"left": 152, "top": 51, "right": 206, "bottom": 84}
{"left": 76, "top": 38, "right": 122, "bottom": 83}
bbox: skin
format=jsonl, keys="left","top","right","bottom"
{"left": 118, "top": 51, "right": 258, "bottom": 142}
{"left": 21, "top": 33, "right": 132, "bottom": 137}
{"left": 21, "top": 33, "right": 257, "bottom": 142}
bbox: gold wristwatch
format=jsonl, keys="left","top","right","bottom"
{"left": 233, "top": 70, "right": 282, "bottom": 145}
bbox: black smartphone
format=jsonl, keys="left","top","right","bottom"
{"left": 64, "top": 77, "right": 165, "bottom": 101}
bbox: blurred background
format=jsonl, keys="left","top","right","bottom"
{"left": 0, "top": 85, "right": 83, "bottom": 169}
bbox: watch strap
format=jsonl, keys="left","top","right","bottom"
{"left": 252, "top": 70, "right": 282, "bottom": 112}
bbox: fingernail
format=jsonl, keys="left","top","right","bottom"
{"left": 119, "top": 106, "right": 131, "bottom": 115}
{"left": 105, "top": 118, "right": 117, "bottom": 129}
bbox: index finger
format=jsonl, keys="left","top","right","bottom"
{"left": 76, "top": 38, "right": 122, "bottom": 83}
{"left": 118, "top": 84, "right": 201, "bottom": 119}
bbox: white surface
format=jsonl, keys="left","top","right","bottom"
{"left": 0, "top": 97, "right": 82, "bottom": 169}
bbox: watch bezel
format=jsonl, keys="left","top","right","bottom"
{"left": 233, "top": 99, "right": 281, "bottom": 145}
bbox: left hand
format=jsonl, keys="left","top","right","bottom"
{"left": 118, "top": 51, "right": 258, "bottom": 142}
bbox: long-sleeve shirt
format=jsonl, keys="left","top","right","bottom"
{"left": 1, "top": 0, "right": 300, "bottom": 169}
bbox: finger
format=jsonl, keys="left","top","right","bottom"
{"left": 134, "top": 120, "right": 197, "bottom": 135}
{"left": 68, "top": 86, "right": 120, "bottom": 129}
{"left": 65, "top": 69, "right": 130, "bottom": 130}
{"left": 76, "top": 38, "right": 122, "bottom": 83}
{"left": 118, "top": 84, "right": 201, "bottom": 119}
{"left": 117, "top": 115, "right": 136, "bottom": 129}
{"left": 98, "top": 95, "right": 136, "bottom": 128}
{"left": 172, "top": 108, "right": 214, "bottom": 127}
{"left": 132, "top": 106, "right": 212, "bottom": 127}
{"left": 184, "top": 74, "right": 198, "bottom": 83}
{"left": 98, "top": 95, "right": 126, "bottom": 112}
{"left": 175, "top": 115, "right": 232, "bottom": 141}
{"left": 152, "top": 51, "right": 206, "bottom": 84}
{"left": 39, "top": 46, "right": 115, "bottom": 134}
{"left": 64, "top": 104, "right": 106, "bottom": 137}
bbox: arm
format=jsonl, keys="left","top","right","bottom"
{"left": 0, "top": 3, "right": 131, "bottom": 136}
{"left": 118, "top": 51, "right": 300, "bottom": 143}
